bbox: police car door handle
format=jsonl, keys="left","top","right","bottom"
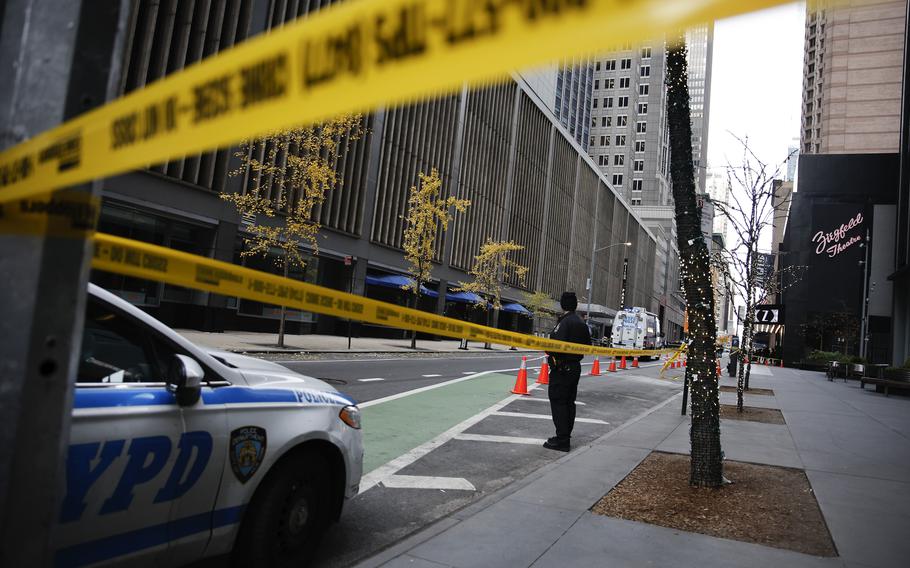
{"left": 167, "top": 354, "right": 204, "bottom": 406}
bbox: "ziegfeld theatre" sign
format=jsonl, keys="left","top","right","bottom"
{"left": 811, "top": 212, "right": 864, "bottom": 259}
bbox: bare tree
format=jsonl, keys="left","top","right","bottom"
{"left": 666, "top": 33, "right": 723, "bottom": 487}
{"left": 711, "top": 136, "right": 800, "bottom": 410}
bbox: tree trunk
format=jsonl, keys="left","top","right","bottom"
{"left": 410, "top": 290, "right": 419, "bottom": 349}
{"left": 666, "top": 35, "right": 723, "bottom": 487}
{"left": 484, "top": 305, "right": 493, "bottom": 349}
{"left": 278, "top": 260, "right": 289, "bottom": 348}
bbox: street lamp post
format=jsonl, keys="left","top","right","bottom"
{"left": 586, "top": 241, "right": 632, "bottom": 321}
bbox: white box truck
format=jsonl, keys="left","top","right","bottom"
{"left": 611, "top": 307, "right": 663, "bottom": 359}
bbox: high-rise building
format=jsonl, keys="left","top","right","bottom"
{"left": 687, "top": 24, "right": 714, "bottom": 195}
{"left": 801, "top": 1, "right": 906, "bottom": 154}
{"left": 782, "top": 0, "right": 908, "bottom": 366}
{"left": 705, "top": 168, "right": 731, "bottom": 239}
{"left": 587, "top": 27, "right": 714, "bottom": 207}
{"left": 555, "top": 60, "right": 595, "bottom": 151}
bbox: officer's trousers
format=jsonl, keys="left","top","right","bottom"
{"left": 548, "top": 360, "right": 581, "bottom": 444}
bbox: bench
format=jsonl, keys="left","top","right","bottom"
{"left": 859, "top": 377, "right": 910, "bottom": 397}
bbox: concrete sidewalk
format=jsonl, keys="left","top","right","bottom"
{"left": 355, "top": 365, "right": 910, "bottom": 568}
{"left": 174, "top": 329, "right": 537, "bottom": 354}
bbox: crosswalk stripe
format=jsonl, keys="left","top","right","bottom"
{"left": 381, "top": 475, "right": 475, "bottom": 491}
{"left": 492, "top": 411, "right": 608, "bottom": 425}
{"left": 454, "top": 433, "right": 545, "bottom": 445}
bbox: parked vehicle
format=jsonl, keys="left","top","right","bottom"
{"left": 56, "top": 284, "right": 363, "bottom": 567}
{"left": 610, "top": 307, "right": 663, "bottom": 359}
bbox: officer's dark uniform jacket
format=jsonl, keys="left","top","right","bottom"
{"left": 548, "top": 311, "right": 591, "bottom": 367}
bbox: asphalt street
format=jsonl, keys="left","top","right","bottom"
{"left": 279, "top": 353, "right": 682, "bottom": 568}
{"left": 277, "top": 352, "right": 540, "bottom": 403}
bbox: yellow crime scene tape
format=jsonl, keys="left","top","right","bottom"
{"left": 0, "top": 0, "right": 791, "bottom": 204}
{"left": 92, "top": 232, "right": 668, "bottom": 357}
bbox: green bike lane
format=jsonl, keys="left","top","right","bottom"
{"left": 360, "top": 370, "right": 521, "bottom": 474}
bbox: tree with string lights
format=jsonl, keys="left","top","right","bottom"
{"left": 709, "top": 138, "right": 801, "bottom": 409}
{"left": 666, "top": 32, "right": 723, "bottom": 487}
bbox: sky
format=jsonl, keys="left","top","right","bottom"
{"left": 707, "top": 2, "right": 806, "bottom": 174}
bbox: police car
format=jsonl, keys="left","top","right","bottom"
{"left": 55, "top": 284, "right": 363, "bottom": 567}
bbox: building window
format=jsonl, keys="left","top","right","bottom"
{"left": 594, "top": 79, "right": 600, "bottom": 90}
{"left": 605, "top": 59, "right": 616, "bottom": 71}
{"left": 636, "top": 121, "right": 647, "bottom": 134}
{"left": 596, "top": 61, "right": 601, "bottom": 71}
{"left": 598, "top": 155, "right": 607, "bottom": 166}
{"left": 593, "top": 98, "right": 599, "bottom": 109}
{"left": 614, "top": 154, "right": 625, "bottom": 166}
{"left": 641, "top": 47, "right": 652, "bottom": 59}
{"left": 632, "top": 179, "right": 643, "bottom": 191}
{"left": 638, "top": 102, "right": 648, "bottom": 114}
{"left": 590, "top": 136, "right": 596, "bottom": 147}
{"left": 613, "top": 174, "right": 624, "bottom": 186}
{"left": 635, "top": 140, "right": 646, "bottom": 152}
{"left": 604, "top": 78, "right": 614, "bottom": 89}
{"left": 605, "top": 97, "right": 613, "bottom": 108}
{"left": 619, "top": 77, "right": 630, "bottom": 89}
{"left": 620, "top": 58, "right": 631, "bottom": 70}
{"left": 640, "top": 65, "right": 650, "bottom": 78}
{"left": 639, "top": 84, "right": 649, "bottom": 96}
{"left": 615, "top": 135, "right": 626, "bottom": 146}
{"left": 601, "top": 116, "right": 608, "bottom": 127}
{"left": 618, "top": 96, "right": 629, "bottom": 108}
{"left": 605, "top": 116, "right": 612, "bottom": 127}
{"left": 600, "top": 135, "right": 608, "bottom": 146}
{"left": 617, "top": 115, "right": 628, "bottom": 127}
{"left": 631, "top": 198, "right": 642, "bottom": 206}
{"left": 633, "top": 159, "right": 644, "bottom": 172}
{"left": 591, "top": 116, "right": 597, "bottom": 127}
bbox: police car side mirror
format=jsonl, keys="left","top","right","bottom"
{"left": 167, "top": 354, "right": 204, "bottom": 407}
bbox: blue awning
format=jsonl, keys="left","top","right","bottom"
{"left": 446, "top": 290, "right": 484, "bottom": 304}
{"left": 366, "top": 274, "right": 437, "bottom": 297}
{"left": 501, "top": 302, "right": 531, "bottom": 315}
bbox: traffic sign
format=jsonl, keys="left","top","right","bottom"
{"left": 755, "top": 304, "right": 784, "bottom": 324}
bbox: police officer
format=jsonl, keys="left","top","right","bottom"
{"left": 544, "top": 292, "right": 591, "bottom": 452}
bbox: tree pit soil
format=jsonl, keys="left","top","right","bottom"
{"left": 719, "top": 385, "right": 775, "bottom": 396}
{"left": 720, "top": 404, "right": 785, "bottom": 425}
{"left": 592, "top": 452, "right": 836, "bottom": 557}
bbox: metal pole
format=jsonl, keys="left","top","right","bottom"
{"left": 620, "top": 257, "right": 629, "bottom": 309}
{"left": 859, "top": 229, "right": 871, "bottom": 359}
{"left": 0, "top": 2, "right": 129, "bottom": 564}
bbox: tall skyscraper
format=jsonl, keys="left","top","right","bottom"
{"left": 555, "top": 59, "right": 595, "bottom": 151}
{"left": 801, "top": 1, "right": 905, "bottom": 154}
{"left": 587, "top": 27, "right": 714, "bottom": 207}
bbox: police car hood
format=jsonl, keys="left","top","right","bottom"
{"left": 206, "top": 350, "right": 338, "bottom": 392}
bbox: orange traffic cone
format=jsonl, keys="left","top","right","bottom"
{"left": 779, "top": 359, "right": 784, "bottom": 368}
{"left": 716, "top": 360, "right": 722, "bottom": 377}
{"left": 620, "top": 356, "right": 627, "bottom": 370}
{"left": 511, "top": 356, "right": 529, "bottom": 395}
{"left": 683, "top": 358, "right": 687, "bottom": 367}
{"left": 590, "top": 356, "right": 601, "bottom": 376}
{"left": 632, "top": 356, "right": 639, "bottom": 368}
{"left": 537, "top": 360, "right": 550, "bottom": 385}
{"left": 609, "top": 357, "right": 617, "bottom": 372}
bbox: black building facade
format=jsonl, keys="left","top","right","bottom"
{"left": 781, "top": 154, "right": 900, "bottom": 364}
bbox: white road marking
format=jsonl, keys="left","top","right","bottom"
{"left": 381, "top": 475, "right": 475, "bottom": 491}
{"left": 454, "top": 433, "right": 546, "bottom": 445}
{"left": 359, "top": 368, "right": 522, "bottom": 409}
{"left": 359, "top": 384, "right": 542, "bottom": 491}
{"left": 422, "top": 374, "right": 442, "bottom": 377}
{"left": 520, "top": 397, "right": 586, "bottom": 406}
{"left": 492, "top": 411, "right": 608, "bottom": 425}
{"left": 461, "top": 371, "right": 476, "bottom": 374}
{"left": 358, "top": 378, "right": 385, "bottom": 382}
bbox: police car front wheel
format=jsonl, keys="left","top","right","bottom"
{"left": 234, "top": 452, "right": 330, "bottom": 567}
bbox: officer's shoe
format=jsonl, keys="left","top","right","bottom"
{"left": 543, "top": 438, "right": 570, "bottom": 452}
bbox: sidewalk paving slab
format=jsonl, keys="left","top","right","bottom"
{"left": 656, "top": 418, "right": 804, "bottom": 469}
{"left": 806, "top": 470, "right": 910, "bottom": 568}
{"left": 531, "top": 514, "right": 844, "bottom": 568}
